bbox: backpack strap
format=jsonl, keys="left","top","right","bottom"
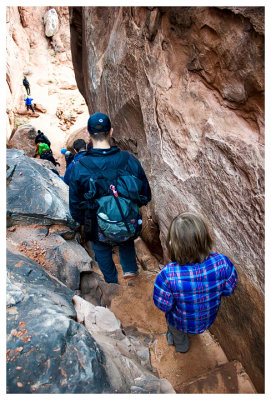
{"left": 79, "top": 152, "right": 133, "bottom": 234}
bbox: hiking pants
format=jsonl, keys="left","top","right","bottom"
{"left": 166, "top": 323, "right": 190, "bottom": 353}
{"left": 24, "top": 85, "right": 30, "bottom": 95}
{"left": 91, "top": 240, "right": 138, "bottom": 284}
{"left": 26, "top": 104, "right": 34, "bottom": 113}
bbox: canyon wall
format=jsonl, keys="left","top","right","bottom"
{"left": 69, "top": 6, "right": 264, "bottom": 392}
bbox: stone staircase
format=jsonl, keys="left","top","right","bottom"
{"left": 149, "top": 328, "right": 256, "bottom": 394}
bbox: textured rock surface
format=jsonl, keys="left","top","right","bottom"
{"left": 7, "top": 225, "right": 92, "bottom": 290}
{"left": 80, "top": 271, "right": 121, "bottom": 307}
{"left": 65, "top": 126, "right": 91, "bottom": 152}
{"left": 73, "top": 295, "right": 175, "bottom": 393}
{"left": 7, "top": 124, "right": 37, "bottom": 157}
{"left": 6, "top": 149, "right": 76, "bottom": 229}
{"left": 6, "top": 245, "right": 111, "bottom": 394}
{"left": 32, "top": 158, "right": 61, "bottom": 175}
{"left": 69, "top": 6, "right": 264, "bottom": 392}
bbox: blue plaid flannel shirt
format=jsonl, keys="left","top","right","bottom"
{"left": 153, "top": 252, "right": 237, "bottom": 334}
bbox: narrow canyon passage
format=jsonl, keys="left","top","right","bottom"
{"left": 6, "top": 5, "right": 264, "bottom": 395}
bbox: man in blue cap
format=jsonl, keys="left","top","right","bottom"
{"left": 69, "top": 112, "right": 151, "bottom": 284}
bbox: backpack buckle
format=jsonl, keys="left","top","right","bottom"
{"left": 110, "top": 185, "right": 118, "bottom": 198}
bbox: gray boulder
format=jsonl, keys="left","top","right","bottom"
{"left": 44, "top": 8, "right": 59, "bottom": 37}
{"left": 6, "top": 149, "right": 77, "bottom": 229}
{"left": 6, "top": 246, "right": 111, "bottom": 394}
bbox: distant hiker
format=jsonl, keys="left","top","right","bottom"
{"left": 64, "top": 139, "right": 87, "bottom": 186}
{"left": 40, "top": 148, "right": 60, "bottom": 167}
{"left": 25, "top": 96, "right": 35, "bottom": 113}
{"left": 61, "top": 148, "right": 75, "bottom": 167}
{"left": 35, "top": 130, "right": 51, "bottom": 147}
{"left": 23, "top": 76, "right": 30, "bottom": 95}
{"left": 153, "top": 212, "right": 237, "bottom": 353}
{"left": 35, "top": 140, "right": 50, "bottom": 157}
{"left": 69, "top": 112, "right": 152, "bottom": 284}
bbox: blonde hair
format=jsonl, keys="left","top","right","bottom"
{"left": 166, "top": 212, "right": 213, "bottom": 265}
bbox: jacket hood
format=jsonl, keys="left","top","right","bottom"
{"left": 87, "top": 146, "right": 120, "bottom": 157}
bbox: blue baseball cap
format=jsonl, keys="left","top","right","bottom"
{"left": 87, "top": 112, "right": 111, "bottom": 134}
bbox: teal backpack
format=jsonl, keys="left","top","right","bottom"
{"left": 79, "top": 153, "right": 147, "bottom": 245}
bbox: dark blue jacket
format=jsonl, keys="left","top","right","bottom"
{"left": 64, "top": 151, "right": 87, "bottom": 186}
{"left": 69, "top": 146, "right": 151, "bottom": 226}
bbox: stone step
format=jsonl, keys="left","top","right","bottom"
{"left": 175, "top": 360, "right": 257, "bottom": 394}
{"left": 149, "top": 329, "right": 228, "bottom": 389}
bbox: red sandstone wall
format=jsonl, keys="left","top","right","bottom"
{"left": 69, "top": 6, "right": 265, "bottom": 391}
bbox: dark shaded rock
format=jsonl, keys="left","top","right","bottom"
{"left": 6, "top": 149, "right": 77, "bottom": 229}
{"left": 6, "top": 247, "right": 111, "bottom": 394}
{"left": 48, "top": 224, "right": 76, "bottom": 240}
{"left": 7, "top": 225, "right": 92, "bottom": 290}
{"left": 134, "top": 237, "right": 160, "bottom": 271}
{"left": 80, "top": 271, "right": 120, "bottom": 307}
{"left": 32, "top": 158, "right": 61, "bottom": 175}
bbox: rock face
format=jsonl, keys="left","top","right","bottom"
{"left": 6, "top": 242, "right": 175, "bottom": 394}
{"left": 7, "top": 225, "right": 92, "bottom": 290}
{"left": 73, "top": 295, "right": 175, "bottom": 393}
{"left": 6, "top": 146, "right": 175, "bottom": 394}
{"left": 44, "top": 8, "right": 59, "bottom": 37}
{"left": 6, "top": 149, "right": 76, "bottom": 229}
{"left": 69, "top": 6, "right": 264, "bottom": 392}
{"left": 6, "top": 245, "right": 111, "bottom": 394}
{"left": 7, "top": 124, "right": 37, "bottom": 157}
{"left": 65, "top": 126, "right": 91, "bottom": 152}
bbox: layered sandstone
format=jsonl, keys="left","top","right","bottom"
{"left": 69, "top": 6, "right": 264, "bottom": 392}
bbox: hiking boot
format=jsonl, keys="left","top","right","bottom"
{"left": 123, "top": 271, "right": 139, "bottom": 279}
{"left": 167, "top": 324, "right": 190, "bottom": 353}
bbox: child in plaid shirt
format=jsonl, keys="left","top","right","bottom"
{"left": 153, "top": 212, "right": 237, "bottom": 353}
